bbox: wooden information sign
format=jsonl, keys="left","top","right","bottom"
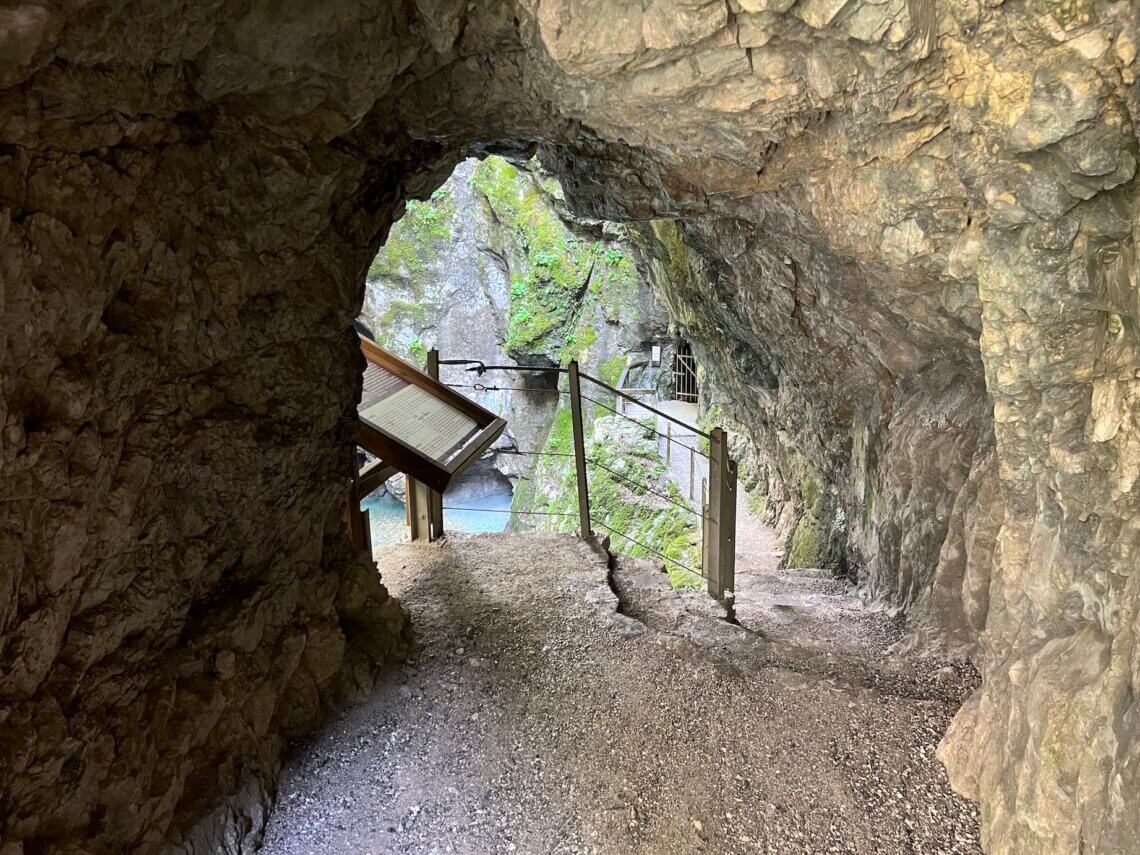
{"left": 355, "top": 335, "right": 506, "bottom": 493}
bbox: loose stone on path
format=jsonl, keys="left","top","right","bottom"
{"left": 261, "top": 533, "right": 980, "bottom": 854}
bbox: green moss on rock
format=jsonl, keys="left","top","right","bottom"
{"left": 786, "top": 513, "right": 824, "bottom": 568}
{"left": 369, "top": 187, "right": 456, "bottom": 286}
{"left": 780, "top": 457, "right": 844, "bottom": 572}
{"left": 745, "top": 488, "right": 769, "bottom": 520}
{"left": 546, "top": 406, "right": 573, "bottom": 456}
{"left": 471, "top": 157, "right": 606, "bottom": 357}
{"left": 800, "top": 467, "right": 821, "bottom": 511}
{"left": 598, "top": 354, "right": 627, "bottom": 388}
{"left": 534, "top": 416, "right": 702, "bottom": 589}
{"left": 559, "top": 319, "right": 597, "bottom": 364}
{"left": 593, "top": 244, "right": 639, "bottom": 322}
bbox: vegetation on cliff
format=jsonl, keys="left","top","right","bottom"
{"left": 369, "top": 187, "right": 456, "bottom": 285}
{"left": 470, "top": 157, "right": 639, "bottom": 361}
{"left": 517, "top": 411, "right": 702, "bottom": 589}
{"left": 364, "top": 155, "right": 693, "bottom": 587}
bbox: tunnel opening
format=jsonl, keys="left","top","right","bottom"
{"left": 353, "top": 155, "right": 716, "bottom": 588}
{"left": 262, "top": 149, "right": 991, "bottom": 849}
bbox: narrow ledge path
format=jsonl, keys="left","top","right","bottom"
{"left": 260, "top": 533, "right": 981, "bottom": 854}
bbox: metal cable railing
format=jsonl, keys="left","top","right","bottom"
{"left": 579, "top": 370, "right": 712, "bottom": 439}
{"left": 579, "top": 391, "right": 710, "bottom": 459}
{"left": 440, "top": 360, "right": 702, "bottom": 446}
{"left": 585, "top": 456, "right": 711, "bottom": 523}
{"left": 495, "top": 448, "right": 577, "bottom": 459}
{"left": 445, "top": 382, "right": 568, "bottom": 395}
{"left": 416, "top": 355, "right": 734, "bottom": 595}
{"left": 592, "top": 519, "right": 705, "bottom": 579}
{"left": 441, "top": 506, "right": 578, "bottom": 518}
{"left": 438, "top": 358, "right": 568, "bottom": 375}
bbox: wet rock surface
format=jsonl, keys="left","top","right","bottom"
{"left": 263, "top": 534, "right": 980, "bottom": 854}
{"left": 1, "top": 0, "right": 1136, "bottom": 850}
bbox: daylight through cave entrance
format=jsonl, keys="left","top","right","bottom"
{"left": 261, "top": 152, "right": 989, "bottom": 850}
{"left": 353, "top": 156, "right": 705, "bottom": 576}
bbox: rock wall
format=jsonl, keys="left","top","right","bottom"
{"left": 640, "top": 216, "right": 992, "bottom": 653}
{"left": 0, "top": 10, "right": 419, "bottom": 848}
{"left": 1, "top": 1, "right": 1137, "bottom": 852}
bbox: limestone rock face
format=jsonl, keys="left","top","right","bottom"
{"left": 0, "top": 0, "right": 1137, "bottom": 852}
{"left": 359, "top": 156, "right": 669, "bottom": 487}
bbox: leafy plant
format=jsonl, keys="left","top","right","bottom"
{"left": 408, "top": 337, "right": 428, "bottom": 366}
{"left": 471, "top": 156, "right": 596, "bottom": 356}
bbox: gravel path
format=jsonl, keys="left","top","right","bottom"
{"left": 617, "top": 397, "right": 703, "bottom": 505}
{"left": 636, "top": 395, "right": 911, "bottom": 664}
{"left": 730, "top": 501, "right": 907, "bottom": 660}
{"left": 260, "top": 533, "right": 981, "bottom": 854}
{"left": 651, "top": 399, "right": 703, "bottom": 505}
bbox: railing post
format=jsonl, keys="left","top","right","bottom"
{"left": 700, "top": 476, "right": 708, "bottom": 577}
{"left": 567, "top": 360, "right": 592, "bottom": 538}
{"left": 706, "top": 427, "right": 736, "bottom": 599}
{"left": 666, "top": 422, "right": 672, "bottom": 464}
{"left": 347, "top": 454, "right": 371, "bottom": 558}
{"left": 360, "top": 507, "right": 371, "bottom": 559}
{"left": 426, "top": 348, "right": 445, "bottom": 540}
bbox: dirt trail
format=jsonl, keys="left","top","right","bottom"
{"left": 641, "top": 400, "right": 902, "bottom": 662}
{"left": 260, "top": 533, "right": 980, "bottom": 854}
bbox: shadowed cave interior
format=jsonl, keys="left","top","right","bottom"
{"left": 1, "top": 1, "right": 1138, "bottom": 853}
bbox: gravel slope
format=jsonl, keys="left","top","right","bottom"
{"left": 260, "top": 533, "right": 980, "bottom": 854}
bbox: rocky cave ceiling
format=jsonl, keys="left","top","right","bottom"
{"left": 1, "top": 0, "right": 1137, "bottom": 852}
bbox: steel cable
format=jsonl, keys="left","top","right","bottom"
{"left": 592, "top": 519, "right": 705, "bottom": 578}
{"left": 585, "top": 457, "right": 710, "bottom": 522}
{"left": 495, "top": 448, "right": 577, "bottom": 459}
{"left": 444, "top": 382, "right": 566, "bottom": 395}
{"left": 440, "top": 506, "right": 578, "bottom": 518}
{"left": 578, "top": 392, "right": 710, "bottom": 459}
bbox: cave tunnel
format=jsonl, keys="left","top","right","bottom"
{"left": 1, "top": 1, "right": 1138, "bottom": 853}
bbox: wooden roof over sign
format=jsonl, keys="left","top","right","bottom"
{"left": 355, "top": 336, "right": 506, "bottom": 493}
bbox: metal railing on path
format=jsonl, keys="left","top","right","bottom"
{"left": 398, "top": 351, "right": 737, "bottom": 600}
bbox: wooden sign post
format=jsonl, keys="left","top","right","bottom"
{"left": 350, "top": 336, "right": 506, "bottom": 548}
{"left": 425, "top": 349, "right": 446, "bottom": 540}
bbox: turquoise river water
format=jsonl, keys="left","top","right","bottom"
{"left": 362, "top": 484, "right": 513, "bottom": 547}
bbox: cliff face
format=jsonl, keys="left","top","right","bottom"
{"left": 0, "top": 57, "right": 412, "bottom": 849}
{"left": 1, "top": 1, "right": 1137, "bottom": 852}
{"left": 640, "top": 216, "right": 993, "bottom": 651}
{"left": 360, "top": 155, "right": 669, "bottom": 487}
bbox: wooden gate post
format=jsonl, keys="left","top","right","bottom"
{"left": 701, "top": 475, "right": 709, "bottom": 580}
{"left": 567, "top": 360, "right": 592, "bottom": 538}
{"left": 706, "top": 427, "right": 737, "bottom": 599}
{"left": 425, "top": 348, "right": 445, "bottom": 540}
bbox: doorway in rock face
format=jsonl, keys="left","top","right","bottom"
{"left": 673, "top": 341, "right": 699, "bottom": 402}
